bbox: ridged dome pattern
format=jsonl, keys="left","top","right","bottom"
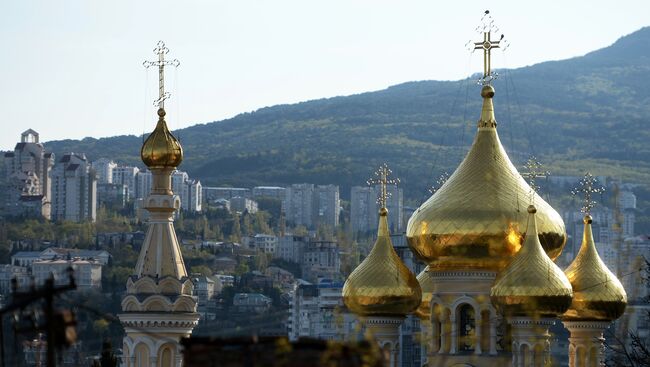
{"left": 141, "top": 108, "right": 183, "bottom": 169}
{"left": 563, "top": 215, "right": 627, "bottom": 321}
{"left": 343, "top": 208, "right": 422, "bottom": 317}
{"left": 407, "top": 86, "right": 566, "bottom": 271}
{"left": 491, "top": 205, "right": 573, "bottom": 317}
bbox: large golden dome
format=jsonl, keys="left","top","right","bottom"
{"left": 141, "top": 108, "right": 183, "bottom": 169}
{"left": 491, "top": 206, "right": 573, "bottom": 317}
{"left": 407, "top": 86, "right": 566, "bottom": 271}
{"left": 414, "top": 266, "right": 435, "bottom": 320}
{"left": 563, "top": 215, "right": 627, "bottom": 321}
{"left": 343, "top": 208, "right": 422, "bottom": 317}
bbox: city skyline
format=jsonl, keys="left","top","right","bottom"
{"left": 1, "top": 0, "right": 649, "bottom": 150}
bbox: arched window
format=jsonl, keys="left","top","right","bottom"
{"left": 159, "top": 346, "right": 174, "bottom": 367}
{"left": 458, "top": 304, "right": 476, "bottom": 352}
{"left": 134, "top": 343, "right": 150, "bottom": 367}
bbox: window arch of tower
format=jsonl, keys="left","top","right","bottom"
{"left": 157, "top": 343, "right": 176, "bottom": 367}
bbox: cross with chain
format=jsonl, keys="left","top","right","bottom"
{"left": 367, "top": 163, "right": 400, "bottom": 209}
{"left": 143, "top": 41, "right": 180, "bottom": 109}
{"left": 428, "top": 171, "right": 450, "bottom": 195}
{"left": 468, "top": 10, "right": 508, "bottom": 85}
{"left": 521, "top": 156, "right": 550, "bottom": 203}
{"left": 571, "top": 172, "right": 605, "bottom": 214}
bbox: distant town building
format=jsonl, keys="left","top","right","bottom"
{"left": 252, "top": 234, "right": 278, "bottom": 254}
{"left": 51, "top": 153, "right": 97, "bottom": 222}
{"left": 0, "top": 264, "right": 30, "bottom": 294}
{"left": 276, "top": 234, "right": 309, "bottom": 263}
{"left": 171, "top": 170, "right": 202, "bottom": 212}
{"left": 203, "top": 187, "right": 251, "bottom": 202}
{"left": 350, "top": 184, "right": 403, "bottom": 235}
{"left": 32, "top": 259, "right": 102, "bottom": 290}
{"left": 283, "top": 184, "right": 340, "bottom": 230}
{"left": 91, "top": 158, "right": 117, "bottom": 184}
{"left": 252, "top": 186, "right": 286, "bottom": 200}
{"left": 233, "top": 293, "right": 272, "bottom": 313}
{"left": 230, "top": 196, "right": 258, "bottom": 214}
{"left": 112, "top": 166, "right": 139, "bottom": 201}
{"left": 289, "top": 279, "right": 354, "bottom": 341}
{"left": 301, "top": 240, "right": 340, "bottom": 282}
{"left": 97, "top": 183, "right": 127, "bottom": 208}
{"left": 135, "top": 169, "right": 152, "bottom": 199}
{"left": 3, "top": 129, "right": 54, "bottom": 219}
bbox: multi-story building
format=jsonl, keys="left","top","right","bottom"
{"left": 91, "top": 158, "right": 117, "bottom": 184}
{"left": 3, "top": 129, "right": 54, "bottom": 219}
{"left": 112, "top": 166, "right": 139, "bottom": 201}
{"left": 0, "top": 264, "right": 30, "bottom": 294}
{"left": 252, "top": 186, "right": 286, "bottom": 200}
{"left": 350, "top": 184, "right": 403, "bottom": 235}
{"left": 97, "top": 183, "right": 127, "bottom": 208}
{"left": 252, "top": 234, "right": 278, "bottom": 254}
{"left": 32, "top": 259, "right": 102, "bottom": 290}
{"left": 276, "top": 234, "right": 309, "bottom": 263}
{"left": 233, "top": 293, "right": 272, "bottom": 313}
{"left": 301, "top": 240, "right": 340, "bottom": 282}
{"left": 135, "top": 169, "right": 152, "bottom": 199}
{"left": 283, "top": 184, "right": 340, "bottom": 230}
{"left": 288, "top": 279, "right": 355, "bottom": 341}
{"left": 230, "top": 196, "right": 258, "bottom": 214}
{"left": 171, "top": 170, "right": 202, "bottom": 212}
{"left": 315, "top": 185, "right": 340, "bottom": 229}
{"left": 51, "top": 153, "right": 97, "bottom": 222}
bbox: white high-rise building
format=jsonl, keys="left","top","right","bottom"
{"left": 91, "top": 158, "right": 117, "bottom": 184}
{"left": 283, "top": 184, "right": 340, "bottom": 230}
{"left": 315, "top": 185, "right": 340, "bottom": 229}
{"left": 171, "top": 170, "right": 202, "bottom": 212}
{"left": 136, "top": 169, "right": 153, "bottom": 199}
{"left": 113, "top": 166, "right": 139, "bottom": 201}
{"left": 51, "top": 153, "right": 97, "bottom": 222}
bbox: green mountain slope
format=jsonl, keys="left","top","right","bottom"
{"left": 44, "top": 27, "right": 650, "bottom": 199}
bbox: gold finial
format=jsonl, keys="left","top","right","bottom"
{"left": 367, "top": 163, "right": 399, "bottom": 211}
{"left": 571, "top": 173, "right": 605, "bottom": 215}
{"left": 468, "top": 10, "right": 509, "bottom": 85}
{"left": 143, "top": 41, "right": 180, "bottom": 110}
{"left": 521, "top": 156, "right": 550, "bottom": 204}
{"left": 428, "top": 171, "right": 450, "bottom": 195}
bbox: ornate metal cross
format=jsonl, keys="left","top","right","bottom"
{"left": 571, "top": 172, "right": 605, "bottom": 214}
{"left": 468, "top": 10, "right": 508, "bottom": 85}
{"left": 428, "top": 171, "right": 450, "bottom": 195}
{"left": 367, "top": 163, "right": 400, "bottom": 209}
{"left": 143, "top": 41, "right": 180, "bottom": 109}
{"left": 521, "top": 156, "right": 550, "bottom": 203}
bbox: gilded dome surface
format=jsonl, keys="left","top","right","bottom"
{"left": 414, "top": 266, "right": 435, "bottom": 320}
{"left": 343, "top": 208, "right": 422, "bottom": 317}
{"left": 491, "top": 206, "right": 573, "bottom": 317}
{"left": 406, "top": 86, "right": 566, "bottom": 271}
{"left": 141, "top": 108, "right": 183, "bottom": 169}
{"left": 563, "top": 215, "right": 627, "bottom": 321}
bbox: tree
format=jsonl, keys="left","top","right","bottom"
{"left": 190, "top": 265, "right": 213, "bottom": 276}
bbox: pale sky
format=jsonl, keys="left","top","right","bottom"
{"left": 1, "top": 0, "right": 648, "bottom": 151}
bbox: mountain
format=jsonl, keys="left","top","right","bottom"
{"left": 44, "top": 27, "right": 650, "bottom": 200}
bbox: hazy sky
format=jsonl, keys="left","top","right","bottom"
{"left": 1, "top": 0, "right": 648, "bottom": 151}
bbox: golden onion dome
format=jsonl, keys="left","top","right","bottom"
{"left": 406, "top": 86, "right": 566, "bottom": 271}
{"left": 491, "top": 205, "right": 573, "bottom": 317}
{"left": 563, "top": 215, "right": 627, "bottom": 321}
{"left": 141, "top": 108, "right": 183, "bottom": 169}
{"left": 343, "top": 208, "right": 422, "bottom": 317}
{"left": 414, "top": 266, "right": 435, "bottom": 320}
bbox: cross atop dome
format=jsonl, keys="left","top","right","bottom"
{"left": 143, "top": 41, "right": 180, "bottom": 109}
{"left": 468, "top": 10, "right": 509, "bottom": 85}
{"left": 367, "top": 163, "right": 399, "bottom": 210}
{"left": 521, "top": 156, "right": 550, "bottom": 204}
{"left": 571, "top": 172, "right": 605, "bottom": 214}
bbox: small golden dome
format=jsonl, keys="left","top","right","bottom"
{"left": 563, "top": 215, "right": 627, "bottom": 321}
{"left": 406, "top": 87, "right": 566, "bottom": 271}
{"left": 343, "top": 208, "right": 422, "bottom": 317}
{"left": 414, "top": 266, "right": 435, "bottom": 320}
{"left": 491, "top": 205, "right": 573, "bottom": 317}
{"left": 141, "top": 108, "right": 183, "bottom": 169}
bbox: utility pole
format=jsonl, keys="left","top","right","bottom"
{"left": 0, "top": 267, "right": 77, "bottom": 367}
